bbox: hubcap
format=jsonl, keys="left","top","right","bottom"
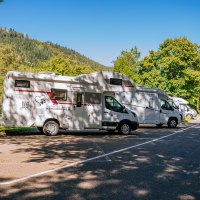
{"left": 170, "top": 120, "right": 176, "bottom": 127}
{"left": 46, "top": 123, "right": 56, "bottom": 134}
{"left": 121, "top": 124, "right": 130, "bottom": 134}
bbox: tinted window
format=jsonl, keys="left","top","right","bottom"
{"left": 105, "top": 96, "right": 123, "bottom": 112}
{"left": 15, "top": 80, "right": 30, "bottom": 88}
{"left": 85, "top": 92, "right": 101, "bottom": 104}
{"left": 76, "top": 93, "right": 82, "bottom": 107}
{"left": 110, "top": 78, "right": 122, "bottom": 85}
{"left": 160, "top": 100, "right": 173, "bottom": 110}
{"left": 51, "top": 89, "right": 67, "bottom": 101}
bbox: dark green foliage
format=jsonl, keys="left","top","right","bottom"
{"left": 113, "top": 38, "right": 200, "bottom": 111}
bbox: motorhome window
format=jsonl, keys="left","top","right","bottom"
{"left": 160, "top": 100, "right": 173, "bottom": 110}
{"left": 85, "top": 92, "right": 101, "bottom": 104}
{"left": 149, "top": 98, "right": 154, "bottom": 108}
{"left": 51, "top": 89, "right": 67, "bottom": 101}
{"left": 15, "top": 80, "right": 30, "bottom": 88}
{"left": 76, "top": 93, "right": 82, "bottom": 107}
{"left": 105, "top": 96, "right": 123, "bottom": 112}
{"left": 110, "top": 78, "right": 122, "bottom": 85}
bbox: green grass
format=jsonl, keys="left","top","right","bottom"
{"left": 0, "top": 126, "right": 36, "bottom": 133}
{"left": 183, "top": 118, "right": 192, "bottom": 123}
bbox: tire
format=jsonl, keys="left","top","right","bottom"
{"left": 156, "top": 124, "right": 163, "bottom": 127}
{"left": 37, "top": 127, "right": 43, "bottom": 133}
{"left": 118, "top": 122, "right": 131, "bottom": 134}
{"left": 43, "top": 120, "right": 59, "bottom": 136}
{"left": 168, "top": 118, "right": 178, "bottom": 128}
{"left": 186, "top": 114, "right": 193, "bottom": 119}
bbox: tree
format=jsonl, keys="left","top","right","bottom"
{"left": 40, "top": 55, "right": 92, "bottom": 76}
{"left": 139, "top": 37, "right": 200, "bottom": 109}
{"left": 113, "top": 47, "right": 141, "bottom": 84}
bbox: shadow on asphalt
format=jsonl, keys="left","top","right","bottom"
{"left": 0, "top": 125, "right": 200, "bottom": 200}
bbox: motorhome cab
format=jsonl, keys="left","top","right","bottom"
{"left": 2, "top": 71, "right": 138, "bottom": 136}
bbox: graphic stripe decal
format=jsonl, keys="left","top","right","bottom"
{"left": 15, "top": 89, "right": 93, "bottom": 106}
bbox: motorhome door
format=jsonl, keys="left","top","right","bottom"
{"left": 102, "top": 95, "right": 123, "bottom": 128}
{"left": 145, "top": 94, "right": 160, "bottom": 124}
{"left": 83, "top": 92, "right": 102, "bottom": 128}
{"left": 72, "top": 88, "right": 84, "bottom": 130}
{"left": 160, "top": 99, "right": 173, "bottom": 123}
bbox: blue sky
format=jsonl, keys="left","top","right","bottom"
{"left": 0, "top": 0, "right": 200, "bottom": 66}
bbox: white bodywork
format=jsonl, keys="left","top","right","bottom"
{"left": 115, "top": 86, "right": 181, "bottom": 126}
{"left": 173, "top": 97, "right": 197, "bottom": 118}
{"left": 2, "top": 71, "right": 138, "bottom": 131}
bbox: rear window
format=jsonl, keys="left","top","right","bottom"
{"left": 15, "top": 80, "right": 30, "bottom": 88}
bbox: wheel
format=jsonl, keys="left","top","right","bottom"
{"left": 186, "top": 114, "right": 193, "bottom": 119}
{"left": 37, "top": 127, "right": 43, "bottom": 133}
{"left": 43, "top": 120, "right": 59, "bottom": 136}
{"left": 118, "top": 122, "right": 131, "bottom": 134}
{"left": 168, "top": 118, "right": 178, "bottom": 128}
{"left": 156, "top": 124, "right": 163, "bottom": 127}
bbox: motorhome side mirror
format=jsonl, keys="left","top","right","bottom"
{"left": 122, "top": 105, "right": 126, "bottom": 113}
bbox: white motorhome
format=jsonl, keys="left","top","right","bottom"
{"left": 2, "top": 71, "right": 139, "bottom": 136}
{"left": 173, "top": 97, "right": 197, "bottom": 119}
{"left": 109, "top": 78, "right": 181, "bottom": 128}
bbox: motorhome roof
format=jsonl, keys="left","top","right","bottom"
{"left": 136, "top": 86, "right": 168, "bottom": 96}
{"left": 6, "top": 71, "right": 135, "bottom": 89}
{"left": 6, "top": 71, "right": 98, "bottom": 85}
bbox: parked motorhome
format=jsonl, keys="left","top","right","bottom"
{"left": 2, "top": 71, "right": 138, "bottom": 135}
{"left": 173, "top": 97, "right": 197, "bottom": 119}
{"left": 114, "top": 86, "right": 181, "bottom": 128}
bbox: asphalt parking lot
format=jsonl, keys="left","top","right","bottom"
{"left": 0, "top": 117, "right": 200, "bottom": 200}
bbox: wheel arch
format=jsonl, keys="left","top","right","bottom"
{"left": 43, "top": 118, "right": 60, "bottom": 128}
{"left": 168, "top": 116, "right": 178, "bottom": 122}
{"left": 117, "top": 119, "right": 132, "bottom": 130}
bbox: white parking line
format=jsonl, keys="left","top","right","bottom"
{"left": 93, "top": 140, "right": 112, "bottom": 162}
{"left": 0, "top": 124, "right": 199, "bottom": 186}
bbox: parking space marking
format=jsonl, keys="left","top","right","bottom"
{"left": 92, "top": 140, "right": 112, "bottom": 162}
{"left": 0, "top": 124, "right": 199, "bottom": 186}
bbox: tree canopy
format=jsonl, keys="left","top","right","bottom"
{"left": 114, "top": 38, "right": 200, "bottom": 111}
